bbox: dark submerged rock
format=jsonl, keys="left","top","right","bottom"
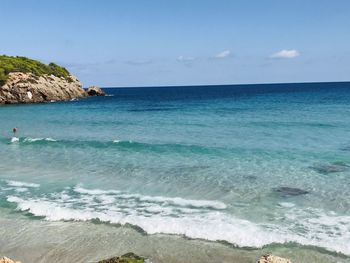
{"left": 86, "top": 86, "right": 106, "bottom": 96}
{"left": 275, "top": 187, "right": 309, "bottom": 197}
{"left": 340, "top": 145, "right": 350, "bottom": 151}
{"left": 311, "top": 162, "right": 349, "bottom": 174}
{"left": 246, "top": 175, "right": 258, "bottom": 181}
{"left": 98, "top": 252, "right": 145, "bottom": 263}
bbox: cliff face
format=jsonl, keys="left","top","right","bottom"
{"left": 0, "top": 72, "right": 86, "bottom": 104}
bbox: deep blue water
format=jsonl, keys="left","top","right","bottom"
{"left": 1, "top": 82, "right": 350, "bottom": 255}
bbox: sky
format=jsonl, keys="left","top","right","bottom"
{"left": 1, "top": 0, "right": 350, "bottom": 87}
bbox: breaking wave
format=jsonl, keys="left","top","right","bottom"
{"left": 7, "top": 137, "right": 57, "bottom": 144}
{"left": 1, "top": 180, "right": 350, "bottom": 255}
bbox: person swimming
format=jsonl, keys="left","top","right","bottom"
{"left": 10, "top": 127, "right": 19, "bottom": 142}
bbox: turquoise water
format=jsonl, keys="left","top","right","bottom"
{"left": 0, "top": 83, "right": 350, "bottom": 258}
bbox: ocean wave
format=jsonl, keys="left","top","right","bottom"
{"left": 73, "top": 186, "right": 227, "bottom": 210}
{"left": 4, "top": 137, "right": 221, "bottom": 155}
{"left": 6, "top": 180, "right": 40, "bottom": 188}
{"left": 23, "top": 137, "right": 57, "bottom": 142}
{"left": 10, "top": 137, "right": 19, "bottom": 143}
{"left": 5, "top": 191, "right": 277, "bottom": 249}
{"left": 2, "top": 137, "right": 277, "bottom": 157}
{"left": 73, "top": 185, "right": 121, "bottom": 195}
{"left": 3, "top": 182, "right": 350, "bottom": 255}
{"left": 110, "top": 140, "right": 215, "bottom": 154}
{"left": 7, "top": 137, "right": 57, "bottom": 144}
{"left": 1, "top": 180, "right": 40, "bottom": 193}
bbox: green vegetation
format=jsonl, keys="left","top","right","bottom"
{"left": 98, "top": 253, "right": 145, "bottom": 263}
{"left": 0, "top": 55, "right": 71, "bottom": 86}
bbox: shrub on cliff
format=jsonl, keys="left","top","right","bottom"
{"left": 0, "top": 55, "right": 72, "bottom": 86}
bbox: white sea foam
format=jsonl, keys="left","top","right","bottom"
{"left": 96, "top": 195, "right": 115, "bottom": 204}
{"left": 10, "top": 137, "right": 19, "bottom": 143}
{"left": 15, "top": 187, "right": 29, "bottom": 192}
{"left": 74, "top": 186, "right": 226, "bottom": 210}
{"left": 112, "top": 140, "right": 133, "bottom": 144}
{"left": 6, "top": 180, "right": 40, "bottom": 188}
{"left": 74, "top": 186, "right": 120, "bottom": 195}
{"left": 6, "top": 195, "right": 276, "bottom": 248}
{"left": 45, "top": 138, "right": 57, "bottom": 142}
{"left": 138, "top": 195, "right": 227, "bottom": 210}
{"left": 5, "top": 185, "right": 350, "bottom": 255}
{"left": 10, "top": 137, "right": 57, "bottom": 143}
{"left": 23, "top": 137, "right": 57, "bottom": 142}
{"left": 24, "top": 138, "right": 43, "bottom": 142}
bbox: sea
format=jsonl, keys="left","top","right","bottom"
{"left": 0, "top": 82, "right": 350, "bottom": 263}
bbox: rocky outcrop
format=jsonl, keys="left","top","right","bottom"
{"left": 0, "top": 256, "right": 21, "bottom": 263}
{"left": 258, "top": 254, "right": 291, "bottom": 263}
{"left": 0, "top": 72, "right": 86, "bottom": 104}
{"left": 274, "top": 186, "right": 309, "bottom": 197}
{"left": 98, "top": 252, "right": 145, "bottom": 263}
{"left": 86, "top": 86, "right": 106, "bottom": 96}
{"left": 311, "top": 162, "right": 349, "bottom": 174}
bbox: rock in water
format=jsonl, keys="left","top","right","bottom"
{"left": 257, "top": 254, "right": 292, "bottom": 263}
{"left": 0, "top": 72, "right": 86, "bottom": 104}
{"left": 98, "top": 252, "right": 145, "bottom": 263}
{"left": 86, "top": 86, "right": 106, "bottom": 96}
{"left": 0, "top": 256, "right": 21, "bottom": 263}
{"left": 275, "top": 186, "right": 309, "bottom": 197}
{"left": 311, "top": 162, "right": 349, "bottom": 174}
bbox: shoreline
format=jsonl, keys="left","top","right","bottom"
{"left": 0, "top": 209, "right": 348, "bottom": 263}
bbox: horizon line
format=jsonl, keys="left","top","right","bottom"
{"left": 98, "top": 80, "right": 350, "bottom": 89}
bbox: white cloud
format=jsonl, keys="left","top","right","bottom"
{"left": 270, "top": 49, "right": 300, "bottom": 59}
{"left": 214, "top": 50, "right": 231, "bottom": 59}
{"left": 177, "top": 55, "right": 195, "bottom": 62}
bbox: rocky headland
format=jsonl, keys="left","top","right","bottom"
{"left": 0, "top": 72, "right": 86, "bottom": 104}
{"left": 0, "top": 55, "right": 104, "bottom": 104}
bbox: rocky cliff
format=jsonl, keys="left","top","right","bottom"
{"left": 0, "top": 72, "right": 86, "bottom": 104}
{"left": 0, "top": 55, "right": 89, "bottom": 104}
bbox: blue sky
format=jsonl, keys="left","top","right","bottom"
{"left": 1, "top": 0, "right": 350, "bottom": 87}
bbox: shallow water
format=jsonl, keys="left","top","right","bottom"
{"left": 0, "top": 83, "right": 350, "bottom": 261}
